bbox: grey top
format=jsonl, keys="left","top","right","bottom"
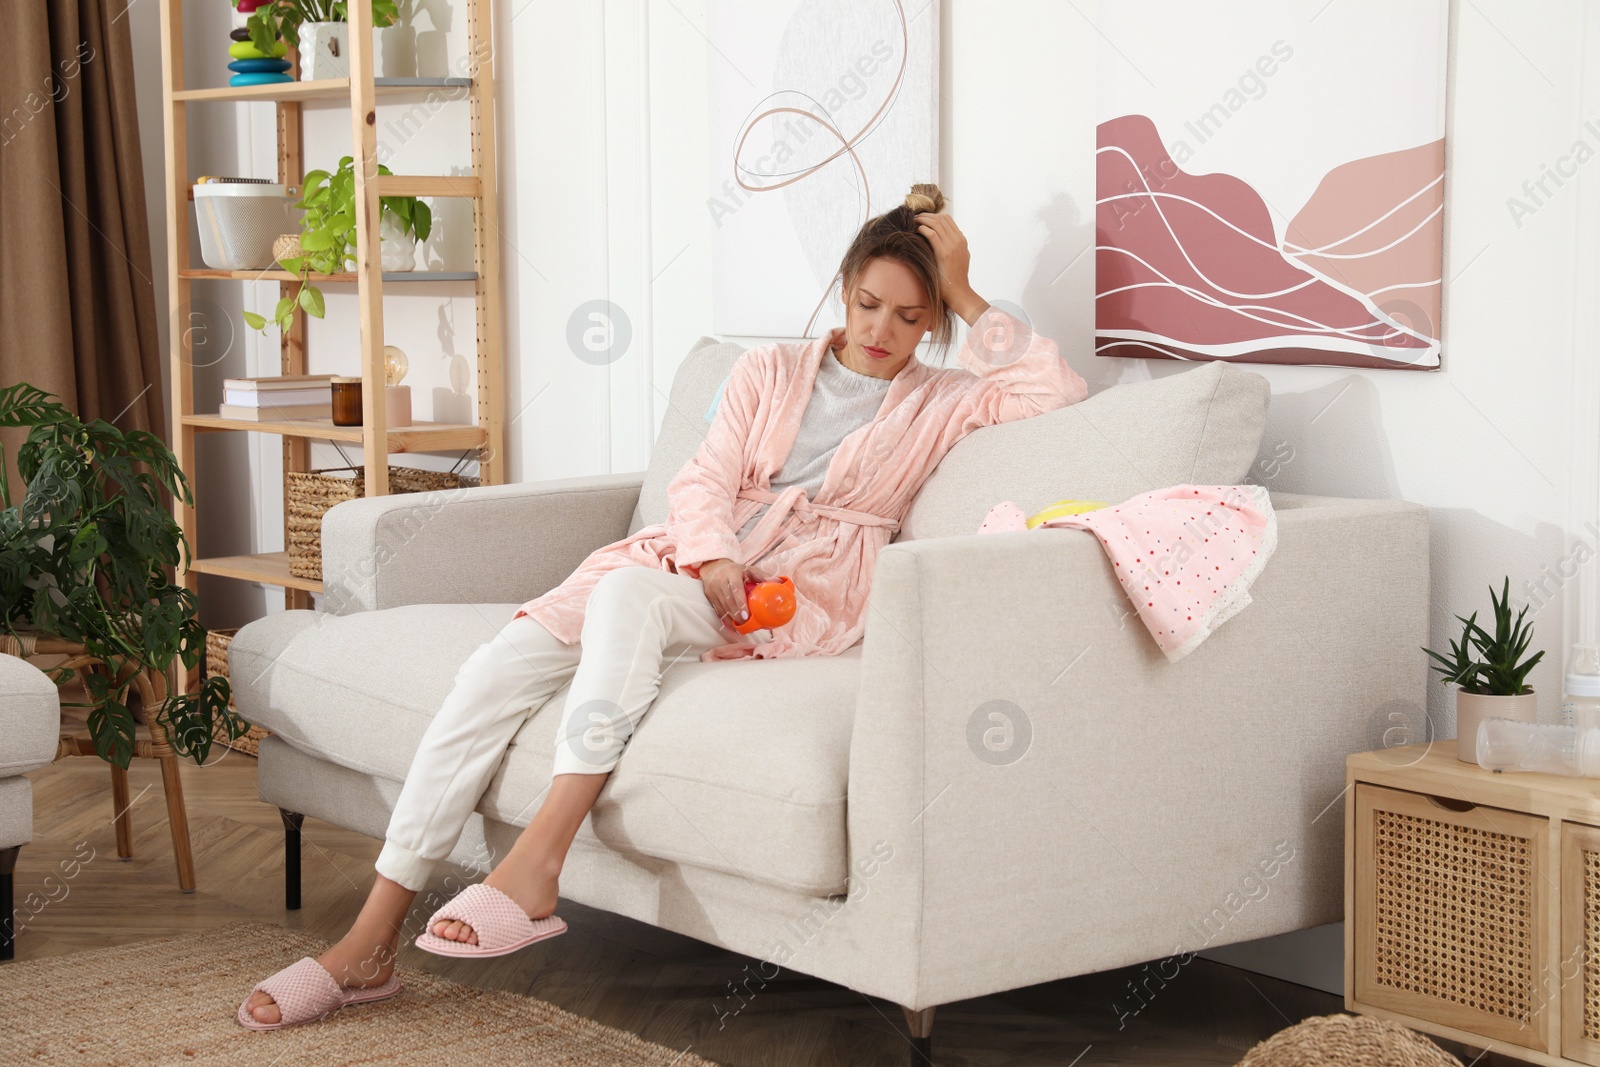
{"left": 736, "top": 347, "right": 893, "bottom": 540}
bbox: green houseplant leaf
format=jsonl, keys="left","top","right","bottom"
{"left": 298, "top": 229, "right": 336, "bottom": 253}
{"left": 298, "top": 285, "right": 326, "bottom": 318}
{"left": 1423, "top": 611, "right": 1480, "bottom": 690}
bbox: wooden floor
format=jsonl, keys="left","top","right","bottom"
{"left": 11, "top": 750, "right": 1519, "bottom": 1067}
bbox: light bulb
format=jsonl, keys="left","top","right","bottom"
{"left": 384, "top": 345, "right": 409, "bottom": 386}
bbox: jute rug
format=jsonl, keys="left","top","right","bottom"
{"left": 0, "top": 921, "right": 722, "bottom": 1066}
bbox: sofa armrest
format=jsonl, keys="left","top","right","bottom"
{"left": 843, "top": 493, "right": 1429, "bottom": 1009}
{"left": 319, "top": 472, "right": 644, "bottom": 614}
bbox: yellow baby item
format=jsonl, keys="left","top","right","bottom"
{"left": 229, "top": 39, "right": 289, "bottom": 60}
{"left": 1026, "top": 499, "right": 1109, "bottom": 529}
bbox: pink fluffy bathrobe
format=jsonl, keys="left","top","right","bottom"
{"left": 514, "top": 306, "right": 1089, "bottom": 661}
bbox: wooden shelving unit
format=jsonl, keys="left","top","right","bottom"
{"left": 157, "top": 1, "right": 505, "bottom": 678}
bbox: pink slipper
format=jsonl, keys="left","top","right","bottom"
{"left": 236, "top": 956, "right": 402, "bottom": 1030}
{"left": 414, "top": 882, "right": 568, "bottom": 958}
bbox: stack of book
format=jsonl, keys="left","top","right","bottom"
{"left": 218, "top": 374, "right": 337, "bottom": 421}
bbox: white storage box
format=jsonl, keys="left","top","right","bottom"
{"left": 192, "top": 181, "right": 296, "bottom": 270}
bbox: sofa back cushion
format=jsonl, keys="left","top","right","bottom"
{"left": 629, "top": 338, "right": 1271, "bottom": 543}
{"left": 895, "top": 360, "right": 1270, "bottom": 541}
{"left": 630, "top": 336, "right": 746, "bottom": 536}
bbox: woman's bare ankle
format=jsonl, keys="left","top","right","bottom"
{"left": 482, "top": 854, "right": 562, "bottom": 919}
{"left": 318, "top": 927, "right": 399, "bottom": 988}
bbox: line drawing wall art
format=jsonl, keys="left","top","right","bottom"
{"left": 1095, "top": 1, "right": 1447, "bottom": 370}
{"left": 707, "top": 0, "right": 940, "bottom": 338}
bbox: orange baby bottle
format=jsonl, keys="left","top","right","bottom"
{"left": 732, "top": 576, "right": 797, "bottom": 634}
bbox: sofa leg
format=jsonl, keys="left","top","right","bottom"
{"left": 901, "top": 1004, "right": 936, "bottom": 1065}
{"left": 279, "top": 809, "right": 305, "bottom": 911}
{"left": 0, "top": 845, "right": 20, "bottom": 962}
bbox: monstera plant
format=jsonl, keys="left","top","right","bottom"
{"left": 0, "top": 383, "right": 241, "bottom": 767}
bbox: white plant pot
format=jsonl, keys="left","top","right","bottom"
{"left": 377, "top": 24, "right": 418, "bottom": 78}
{"left": 379, "top": 214, "right": 416, "bottom": 272}
{"left": 1456, "top": 689, "right": 1538, "bottom": 763}
{"left": 298, "top": 22, "right": 350, "bottom": 81}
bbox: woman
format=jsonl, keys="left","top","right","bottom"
{"left": 239, "top": 183, "right": 1088, "bottom": 1028}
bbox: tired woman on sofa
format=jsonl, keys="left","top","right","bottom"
{"left": 239, "top": 183, "right": 1088, "bottom": 1028}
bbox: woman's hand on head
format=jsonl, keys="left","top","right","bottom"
{"left": 696, "top": 558, "right": 776, "bottom": 628}
{"left": 914, "top": 212, "right": 989, "bottom": 326}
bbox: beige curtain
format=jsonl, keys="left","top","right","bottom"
{"left": 0, "top": 0, "right": 165, "bottom": 509}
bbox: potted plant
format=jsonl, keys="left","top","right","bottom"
{"left": 245, "top": 156, "right": 432, "bottom": 334}
{"left": 233, "top": 1, "right": 401, "bottom": 81}
{"left": 1423, "top": 577, "right": 1544, "bottom": 762}
{"left": 0, "top": 384, "right": 242, "bottom": 768}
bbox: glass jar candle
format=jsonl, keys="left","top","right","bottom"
{"left": 330, "top": 376, "right": 363, "bottom": 426}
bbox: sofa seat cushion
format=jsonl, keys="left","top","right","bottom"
{"left": 485, "top": 645, "right": 859, "bottom": 895}
{"left": 228, "top": 604, "right": 500, "bottom": 782}
{"left": 0, "top": 778, "right": 32, "bottom": 850}
{"left": 230, "top": 604, "right": 858, "bottom": 894}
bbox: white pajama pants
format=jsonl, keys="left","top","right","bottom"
{"left": 374, "top": 566, "right": 750, "bottom": 892}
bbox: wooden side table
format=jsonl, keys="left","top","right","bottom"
{"left": 0, "top": 633, "right": 196, "bottom": 893}
{"left": 1346, "top": 742, "right": 1600, "bottom": 1064}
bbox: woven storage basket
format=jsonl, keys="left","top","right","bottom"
{"left": 204, "top": 626, "right": 270, "bottom": 757}
{"left": 287, "top": 465, "right": 479, "bottom": 581}
{"left": 1235, "top": 1014, "right": 1460, "bottom": 1067}
{"left": 272, "top": 233, "right": 303, "bottom": 267}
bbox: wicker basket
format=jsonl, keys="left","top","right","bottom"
{"left": 204, "top": 626, "right": 270, "bottom": 757}
{"left": 273, "top": 232, "right": 303, "bottom": 267}
{"left": 287, "top": 465, "right": 479, "bottom": 581}
{"left": 1236, "top": 1013, "right": 1461, "bottom": 1066}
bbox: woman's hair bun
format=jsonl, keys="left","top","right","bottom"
{"left": 903, "top": 183, "right": 945, "bottom": 215}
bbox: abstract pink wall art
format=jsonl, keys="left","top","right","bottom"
{"left": 1095, "top": 2, "right": 1447, "bottom": 370}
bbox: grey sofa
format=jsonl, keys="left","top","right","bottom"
{"left": 0, "top": 653, "right": 68, "bottom": 960}
{"left": 231, "top": 339, "right": 1430, "bottom": 1055}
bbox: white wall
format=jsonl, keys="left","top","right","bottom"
{"left": 1211, "top": 0, "right": 1600, "bottom": 993}
{"left": 133, "top": 0, "right": 1600, "bottom": 996}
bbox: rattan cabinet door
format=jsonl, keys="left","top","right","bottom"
{"left": 1562, "top": 822, "right": 1600, "bottom": 1064}
{"left": 1354, "top": 783, "right": 1549, "bottom": 1051}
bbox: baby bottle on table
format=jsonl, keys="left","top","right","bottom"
{"left": 1562, "top": 642, "right": 1600, "bottom": 730}
{"left": 1478, "top": 643, "right": 1600, "bottom": 777}
{"left": 1476, "top": 717, "right": 1600, "bottom": 777}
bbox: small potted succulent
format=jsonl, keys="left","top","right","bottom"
{"left": 233, "top": 1, "right": 401, "bottom": 81}
{"left": 245, "top": 156, "right": 432, "bottom": 334}
{"left": 1423, "top": 577, "right": 1544, "bottom": 762}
